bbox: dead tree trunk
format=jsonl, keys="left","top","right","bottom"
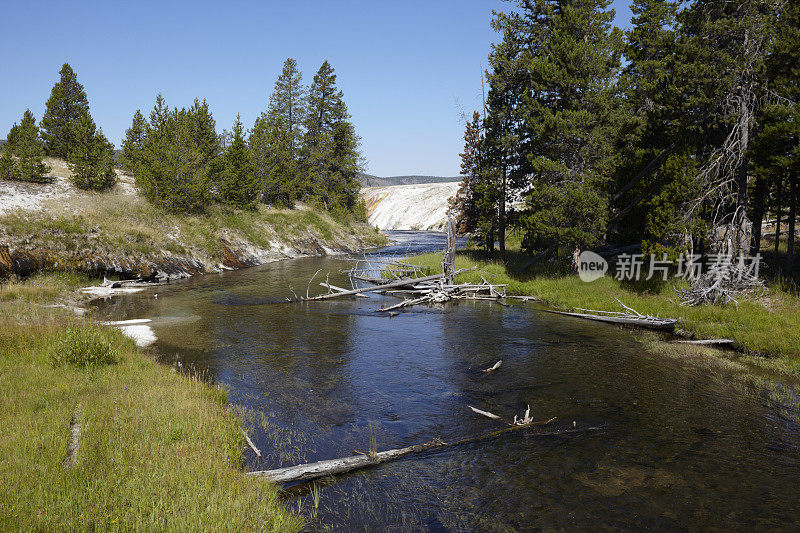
{"left": 750, "top": 174, "right": 768, "bottom": 255}
{"left": 775, "top": 176, "right": 783, "bottom": 260}
{"left": 441, "top": 216, "right": 456, "bottom": 284}
{"left": 788, "top": 177, "right": 797, "bottom": 272}
{"left": 499, "top": 163, "right": 507, "bottom": 262}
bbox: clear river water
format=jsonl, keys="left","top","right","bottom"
{"left": 91, "top": 231, "right": 800, "bottom": 531}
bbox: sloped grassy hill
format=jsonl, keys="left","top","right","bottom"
{"left": 0, "top": 159, "right": 386, "bottom": 279}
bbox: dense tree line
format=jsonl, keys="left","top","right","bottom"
{"left": 120, "top": 58, "right": 364, "bottom": 217}
{"left": 453, "top": 0, "right": 800, "bottom": 273}
{"left": 2, "top": 60, "right": 365, "bottom": 219}
{"left": 1, "top": 63, "right": 116, "bottom": 189}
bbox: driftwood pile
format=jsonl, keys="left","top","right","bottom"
{"left": 677, "top": 262, "right": 765, "bottom": 307}
{"left": 296, "top": 217, "right": 507, "bottom": 310}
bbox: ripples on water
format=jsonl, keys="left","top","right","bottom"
{"left": 92, "top": 231, "right": 800, "bottom": 531}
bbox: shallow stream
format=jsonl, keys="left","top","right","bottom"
{"left": 91, "top": 231, "right": 800, "bottom": 531}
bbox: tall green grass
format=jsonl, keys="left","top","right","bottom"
{"left": 0, "top": 278, "right": 302, "bottom": 531}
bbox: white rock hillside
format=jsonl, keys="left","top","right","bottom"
{"left": 361, "top": 182, "right": 460, "bottom": 231}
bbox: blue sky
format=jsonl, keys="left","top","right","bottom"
{"left": 0, "top": 1, "right": 633, "bottom": 177}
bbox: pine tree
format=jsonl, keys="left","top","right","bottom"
{"left": 326, "top": 98, "right": 362, "bottom": 216}
{"left": 0, "top": 145, "right": 12, "bottom": 181}
{"left": 303, "top": 61, "right": 341, "bottom": 203}
{"left": 40, "top": 63, "right": 91, "bottom": 158}
{"left": 450, "top": 110, "right": 504, "bottom": 253}
{"left": 131, "top": 95, "right": 213, "bottom": 212}
{"left": 187, "top": 98, "right": 221, "bottom": 175}
{"left": 514, "top": 0, "right": 624, "bottom": 254}
{"left": 67, "top": 113, "right": 116, "bottom": 191}
{"left": 450, "top": 112, "right": 479, "bottom": 236}
{"left": 0, "top": 110, "right": 50, "bottom": 183}
{"left": 672, "top": 0, "right": 780, "bottom": 255}
{"left": 751, "top": 0, "right": 800, "bottom": 271}
{"left": 484, "top": 9, "right": 529, "bottom": 259}
{"left": 268, "top": 58, "right": 306, "bottom": 163}
{"left": 251, "top": 115, "right": 296, "bottom": 207}
{"left": 613, "top": 0, "right": 690, "bottom": 255}
{"left": 301, "top": 61, "right": 362, "bottom": 213}
{"left": 119, "top": 109, "right": 147, "bottom": 174}
{"left": 251, "top": 58, "right": 307, "bottom": 206}
{"left": 219, "top": 114, "right": 258, "bottom": 208}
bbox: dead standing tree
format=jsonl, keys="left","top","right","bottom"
{"left": 441, "top": 215, "right": 456, "bottom": 284}
{"left": 685, "top": 2, "right": 783, "bottom": 260}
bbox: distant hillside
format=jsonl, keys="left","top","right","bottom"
{"left": 359, "top": 173, "right": 460, "bottom": 187}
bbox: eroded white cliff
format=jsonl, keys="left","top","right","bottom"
{"left": 361, "top": 182, "right": 460, "bottom": 231}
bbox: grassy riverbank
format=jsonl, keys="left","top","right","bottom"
{"left": 412, "top": 247, "right": 800, "bottom": 372}
{"left": 0, "top": 161, "right": 387, "bottom": 277}
{"left": 0, "top": 274, "right": 301, "bottom": 531}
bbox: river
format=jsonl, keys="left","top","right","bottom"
{"left": 91, "top": 231, "right": 800, "bottom": 531}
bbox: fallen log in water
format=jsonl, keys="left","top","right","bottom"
{"left": 320, "top": 282, "right": 370, "bottom": 298}
{"left": 248, "top": 439, "right": 448, "bottom": 484}
{"left": 541, "top": 309, "right": 678, "bottom": 331}
{"left": 299, "top": 267, "right": 476, "bottom": 301}
{"left": 248, "top": 418, "right": 600, "bottom": 485}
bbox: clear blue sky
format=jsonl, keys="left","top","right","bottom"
{"left": 0, "top": 1, "right": 633, "bottom": 177}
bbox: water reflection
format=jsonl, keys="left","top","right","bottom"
{"left": 90, "top": 232, "right": 800, "bottom": 531}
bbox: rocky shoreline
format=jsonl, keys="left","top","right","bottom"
{"left": 0, "top": 230, "right": 372, "bottom": 281}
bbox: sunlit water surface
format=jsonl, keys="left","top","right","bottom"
{"left": 91, "top": 231, "right": 800, "bottom": 531}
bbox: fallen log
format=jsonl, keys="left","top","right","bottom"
{"left": 248, "top": 439, "right": 447, "bottom": 484}
{"left": 301, "top": 267, "right": 476, "bottom": 301}
{"left": 375, "top": 296, "right": 430, "bottom": 312}
{"left": 242, "top": 429, "right": 262, "bottom": 458}
{"left": 320, "top": 282, "right": 370, "bottom": 298}
{"left": 248, "top": 420, "right": 600, "bottom": 485}
{"left": 672, "top": 338, "right": 734, "bottom": 345}
{"left": 62, "top": 409, "right": 81, "bottom": 470}
{"left": 541, "top": 309, "right": 677, "bottom": 331}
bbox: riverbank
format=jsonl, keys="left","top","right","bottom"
{"left": 411, "top": 249, "right": 800, "bottom": 373}
{"left": 0, "top": 159, "right": 387, "bottom": 280}
{"left": 0, "top": 272, "right": 302, "bottom": 530}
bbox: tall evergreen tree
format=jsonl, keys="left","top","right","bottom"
{"left": 751, "top": 0, "right": 800, "bottom": 270}
{"left": 219, "top": 114, "right": 259, "bottom": 208}
{"left": 132, "top": 95, "right": 213, "bottom": 212}
{"left": 450, "top": 111, "right": 499, "bottom": 252}
{"left": 326, "top": 98, "right": 363, "bottom": 215}
{"left": 515, "top": 0, "right": 624, "bottom": 255}
{"left": 187, "top": 98, "right": 222, "bottom": 176}
{"left": 672, "top": 0, "right": 780, "bottom": 255}
{"left": 67, "top": 113, "right": 116, "bottom": 191}
{"left": 0, "top": 110, "right": 50, "bottom": 183}
{"left": 251, "top": 58, "right": 308, "bottom": 205}
{"left": 613, "top": 0, "right": 693, "bottom": 256}
{"left": 40, "top": 63, "right": 91, "bottom": 158}
{"left": 119, "top": 109, "right": 147, "bottom": 174}
{"left": 268, "top": 58, "right": 306, "bottom": 163}
{"left": 251, "top": 115, "right": 296, "bottom": 207}
{"left": 301, "top": 61, "right": 362, "bottom": 213}
{"left": 484, "top": 9, "right": 528, "bottom": 259}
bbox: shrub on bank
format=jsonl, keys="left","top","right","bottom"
{"left": 50, "top": 325, "right": 118, "bottom": 367}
